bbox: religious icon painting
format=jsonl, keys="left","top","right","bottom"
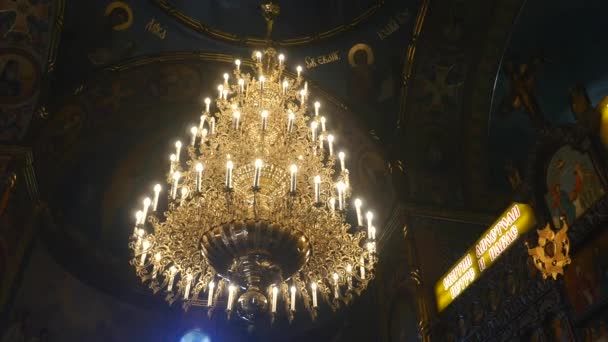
{"left": 544, "top": 144, "right": 605, "bottom": 228}
{"left": 0, "top": 49, "right": 41, "bottom": 106}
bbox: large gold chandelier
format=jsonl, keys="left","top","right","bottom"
{"left": 129, "top": 49, "right": 378, "bottom": 323}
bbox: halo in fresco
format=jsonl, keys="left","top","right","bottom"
{"left": 0, "top": 49, "right": 41, "bottom": 106}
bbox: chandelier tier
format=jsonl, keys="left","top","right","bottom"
{"left": 129, "top": 49, "right": 378, "bottom": 324}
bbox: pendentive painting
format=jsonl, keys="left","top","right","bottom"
{"left": 563, "top": 228, "right": 608, "bottom": 316}
{"left": 544, "top": 145, "right": 605, "bottom": 227}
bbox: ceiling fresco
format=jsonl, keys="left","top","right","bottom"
{"left": 488, "top": 0, "right": 608, "bottom": 194}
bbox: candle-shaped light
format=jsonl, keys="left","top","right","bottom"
{"left": 369, "top": 226, "right": 376, "bottom": 240}
{"left": 261, "top": 110, "right": 269, "bottom": 131}
{"left": 366, "top": 211, "right": 374, "bottom": 231}
{"left": 304, "top": 81, "right": 308, "bottom": 92}
{"left": 168, "top": 266, "right": 177, "bottom": 291}
{"left": 290, "top": 164, "right": 297, "bottom": 193}
{"left": 222, "top": 89, "right": 228, "bottom": 100}
{"left": 314, "top": 175, "right": 321, "bottom": 203}
{"left": 200, "top": 128, "right": 208, "bottom": 145}
{"left": 338, "top": 151, "right": 346, "bottom": 171}
{"left": 227, "top": 284, "right": 236, "bottom": 311}
{"left": 234, "top": 59, "right": 241, "bottom": 71}
{"left": 310, "top": 121, "right": 318, "bottom": 142}
{"left": 140, "top": 239, "right": 150, "bottom": 265}
{"left": 337, "top": 182, "right": 346, "bottom": 210}
{"left": 226, "top": 160, "right": 234, "bottom": 189}
{"left": 223, "top": 72, "right": 229, "bottom": 86}
{"left": 259, "top": 75, "right": 266, "bottom": 91}
{"left": 311, "top": 282, "right": 318, "bottom": 308}
{"left": 195, "top": 163, "right": 203, "bottom": 192}
{"left": 142, "top": 197, "right": 151, "bottom": 224}
{"left": 333, "top": 273, "right": 339, "bottom": 299}
{"left": 318, "top": 134, "right": 324, "bottom": 150}
{"left": 360, "top": 255, "right": 366, "bottom": 279}
{"left": 180, "top": 187, "right": 188, "bottom": 206}
{"left": 287, "top": 111, "right": 295, "bottom": 133}
{"left": 327, "top": 134, "right": 334, "bottom": 155}
{"left": 314, "top": 101, "right": 320, "bottom": 116}
{"left": 296, "top": 65, "right": 302, "bottom": 78}
{"left": 152, "top": 252, "right": 161, "bottom": 278}
{"left": 282, "top": 80, "right": 289, "bottom": 95}
{"left": 320, "top": 116, "right": 326, "bottom": 131}
{"left": 300, "top": 89, "right": 306, "bottom": 104}
{"left": 233, "top": 111, "right": 240, "bottom": 130}
{"left": 278, "top": 53, "right": 284, "bottom": 65}
{"left": 271, "top": 286, "right": 278, "bottom": 313}
{"left": 329, "top": 197, "right": 336, "bottom": 213}
{"left": 346, "top": 265, "right": 353, "bottom": 289}
{"left": 175, "top": 140, "right": 182, "bottom": 162}
{"left": 255, "top": 51, "right": 262, "bottom": 62}
{"left": 238, "top": 78, "right": 244, "bottom": 93}
{"left": 184, "top": 273, "right": 193, "bottom": 299}
{"left": 153, "top": 184, "right": 161, "bottom": 211}
{"left": 290, "top": 285, "right": 296, "bottom": 311}
{"left": 169, "top": 154, "right": 176, "bottom": 174}
{"left": 354, "top": 198, "right": 363, "bottom": 226}
{"left": 207, "top": 281, "right": 215, "bottom": 306}
{"left": 217, "top": 84, "right": 223, "bottom": 99}
{"left": 210, "top": 117, "right": 216, "bottom": 134}
{"left": 190, "top": 126, "right": 198, "bottom": 146}
{"left": 253, "top": 159, "right": 263, "bottom": 188}
{"left": 135, "top": 210, "right": 143, "bottom": 227}
{"left": 171, "top": 171, "right": 181, "bottom": 200}
{"left": 136, "top": 228, "right": 144, "bottom": 247}
{"left": 204, "top": 97, "right": 211, "bottom": 113}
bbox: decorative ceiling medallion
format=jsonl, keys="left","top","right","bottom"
{"left": 527, "top": 219, "right": 572, "bottom": 280}
{"left": 150, "top": 0, "right": 384, "bottom": 47}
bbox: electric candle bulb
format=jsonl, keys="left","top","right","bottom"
{"left": 314, "top": 101, "right": 320, "bottom": 116}
{"left": 136, "top": 228, "right": 144, "bottom": 246}
{"left": 271, "top": 286, "right": 278, "bottom": 313}
{"left": 238, "top": 78, "right": 244, "bottom": 93}
{"left": 327, "top": 134, "right": 334, "bottom": 155}
{"left": 314, "top": 175, "right": 321, "bottom": 203}
{"left": 253, "top": 159, "right": 263, "bottom": 188}
{"left": 226, "top": 160, "right": 234, "bottom": 189}
{"left": 195, "top": 163, "right": 203, "bottom": 192}
{"left": 168, "top": 266, "right": 177, "bottom": 291}
{"left": 233, "top": 111, "right": 240, "bottom": 130}
{"left": 261, "top": 110, "right": 269, "bottom": 130}
{"left": 204, "top": 97, "right": 211, "bottom": 113}
{"left": 134, "top": 211, "right": 143, "bottom": 233}
{"left": 369, "top": 226, "right": 376, "bottom": 240}
{"left": 222, "top": 89, "right": 228, "bottom": 100}
{"left": 296, "top": 65, "right": 302, "bottom": 77}
{"left": 223, "top": 73, "right": 229, "bottom": 85}
{"left": 142, "top": 197, "right": 151, "bottom": 224}
{"left": 300, "top": 89, "right": 306, "bottom": 104}
{"left": 184, "top": 274, "right": 193, "bottom": 299}
{"left": 287, "top": 111, "right": 295, "bottom": 133}
{"left": 227, "top": 284, "right": 236, "bottom": 311}
{"left": 153, "top": 184, "right": 161, "bottom": 211}
{"left": 320, "top": 116, "right": 326, "bottom": 131}
{"left": 259, "top": 75, "right": 265, "bottom": 90}
{"left": 347, "top": 264, "right": 353, "bottom": 289}
{"left": 329, "top": 197, "right": 336, "bottom": 213}
{"left": 360, "top": 256, "right": 366, "bottom": 279}
{"left": 290, "top": 285, "right": 296, "bottom": 311}
{"left": 337, "top": 182, "right": 346, "bottom": 210}
{"left": 255, "top": 51, "right": 262, "bottom": 61}
{"left": 199, "top": 114, "right": 207, "bottom": 131}
{"left": 210, "top": 117, "right": 216, "bottom": 134}
{"left": 217, "top": 84, "right": 223, "bottom": 98}
{"left": 169, "top": 154, "right": 176, "bottom": 174}
{"left": 207, "top": 281, "right": 215, "bottom": 306}
{"left": 140, "top": 239, "right": 150, "bottom": 265}
{"left": 333, "top": 273, "right": 339, "bottom": 299}
{"left": 190, "top": 126, "right": 198, "bottom": 146}
{"left": 180, "top": 187, "right": 189, "bottom": 206}
{"left": 201, "top": 128, "right": 208, "bottom": 144}
{"left": 171, "top": 171, "right": 181, "bottom": 200}
{"left": 338, "top": 151, "right": 346, "bottom": 171}
{"left": 235, "top": 59, "right": 241, "bottom": 71}
{"left": 282, "top": 80, "right": 289, "bottom": 95}
{"left": 354, "top": 198, "right": 363, "bottom": 226}
{"left": 366, "top": 211, "right": 374, "bottom": 230}
{"left": 311, "top": 282, "right": 318, "bottom": 308}
{"left": 304, "top": 81, "right": 308, "bottom": 92}
{"left": 278, "top": 53, "right": 284, "bottom": 65}
{"left": 290, "top": 164, "right": 297, "bottom": 193}
{"left": 175, "top": 140, "right": 182, "bottom": 162}
{"left": 311, "top": 121, "right": 318, "bottom": 142}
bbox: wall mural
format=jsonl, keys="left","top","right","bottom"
{"left": 544, "top": 145, "right": 605, "bottom": 227}
{"left": 0, "top": 0, "right": 64, "bottom": 142}
{"left": 4, "top": 244, "right": 167, "bottom": 342}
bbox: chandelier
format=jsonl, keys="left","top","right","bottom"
{"left": 129, "top": 49, "right": 378, "bottom": 324}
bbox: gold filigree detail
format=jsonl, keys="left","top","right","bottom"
{"left": 527, "top": 220, "right": 572, "bottom": 280}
